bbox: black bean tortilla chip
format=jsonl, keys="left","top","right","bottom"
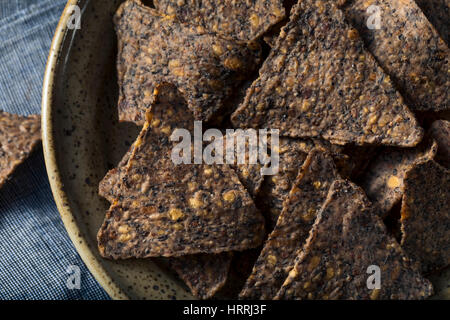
{"left": 275, "top": 180, "right": 433, "bottom": 300}
{"left": 153, "top": 0, "right": 285, "bottom": 42}
{"left": 360, "top": 138, "right": 437, "bottom": 217}
{"left": 415, "top": 0, "right": 449, "bottom": 45}
{"left": 429, "top": 120, "right": 450, "bottom": 169}
{"left": 231, "top": 0, "right": 423, "bottom": 147}
{"left": 97, "top": 84, "right": 265, "bottom": 258}
{"left": 0, "top": 111, "right": 41, "bottom": 188}
{"left": 115, "top": 0, "right": 261, "bottom": 124}
{"left": 400, "top": 160, "right": 450, "bottom": 274}
{"left": 169, "top": 253, "right": 232, "bottom": 299}
{"left": 240, "top": 149, "right": 338, "bottom": 299}
{"left": 342, "top": 0, "right": 449, "bottom": 111}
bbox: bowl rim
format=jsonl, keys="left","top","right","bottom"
{"left": 41, "top": 0, "right": 128, "bottom": 300}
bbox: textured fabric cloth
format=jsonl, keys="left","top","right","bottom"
{"left": 0, "top": 0, "right": 109, "bottom": 300}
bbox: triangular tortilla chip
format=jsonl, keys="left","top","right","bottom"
{"left": 240, "top": 149, "right": 338, "bottom": 299}
{"left": 153, "top": 0, "right": 285, "bottom": 42}
{"left": 231, "top": 0, "right": 423, "bottom": 146}
{"left": 169, "top": 253, "right": 232, "bottom": 299}
{"left": 97, "top": 84, "right": 265, "bottom": 258}
{"left": 115, "top": 0, "right": 261, "bottom": 124}
{"left": 360, "top": 138, "right": 437, "bottom": 217}
{"left": 275, "top": 180, "right": 433, "bottom": 300}
{"left": 342, "top": 0, "right": 449, "bottom": 111}
{"left": 400, "top": 160, "right": 450, "bottom": 274}
{"left": 0, "top": 111, "right": 41, "bottom": 188}
{"left": 429, "top": 120, "right": 450, "bottom": 169}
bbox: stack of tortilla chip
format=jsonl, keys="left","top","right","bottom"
{"left": 98, "top": 0, "right": 449, "bottom": 299}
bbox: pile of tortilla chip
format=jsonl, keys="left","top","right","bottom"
{"left": 98, "top": 0, "right": 449, "bottom": 299}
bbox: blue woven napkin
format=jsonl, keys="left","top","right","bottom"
{"left": 0, "top": 0, "right": 109, "bottom": 300}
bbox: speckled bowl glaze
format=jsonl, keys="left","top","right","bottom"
{"left": 42, "top": 1, "right": 449, "bottom": 300}
{"left": 42, "top": 0, "right": 193, "bottom": 300}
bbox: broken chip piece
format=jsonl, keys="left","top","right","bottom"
{"left": 342, "top": 0, "right": 449, "bottom": 112}
{"left": 115, "top": 0, "right": 261, "bottom": 124}
{"left": 275, "top": 179, "right": 433, "bottom": 300}
{"left": 400, "top": 160, "right": 450, "bottom": 274}
{"left": 0, "top": 111, "right": 41, "bottom": 188}
{"left": 360, "top": 138, "right": 437, "bottom": 217}
{"left": 153, "top": 0, "right": 285, "bottom": 42}
{"left": 231, "top": 0, "right": 423, "bottom": 147}
{"left": 240, "top": 149, "right": 338, "bottom": 299}
{"left": 169, "top": 253, "right": 232, "bottom": 299}
{"left": 429, "top": 120, "right": 450, "bottom": 169}
{"left": 97, "top": 84, "right": 265, "bottom": 258}
{"left": 414, "top": 0, "right": 449, "bottom": 45}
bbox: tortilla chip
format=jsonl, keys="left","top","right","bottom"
{"left": 415, "top": 0, "right": 449, "bottom": 45}
{"left": 342, "top": 0, "right": 449, "bottom": 112}
{"left": 0, "top": 111, "right": 41, "bottom": 188}
{"left": 400, "top": 160, "right": 450, "bottom": 274}
{"left": 231, "top": 0, "right": 423, "bottom": 147}
{"left": 97, "top": 84, "right": 265, "bottom": 258}
{"left": 256, "top": 138, "right": 313, "bottom": 228}
{"left": 115, "top": 0, "right": 261, "bottom": 124}
{"left": 429, "top": 120, "right": 450, "bottom": 169}
{"left": 360, "top": 138, "right": 437, "bottom": 217}
{"left": 275, "top": 180, "right": 433, "bottom": 300}
{"left": 169, "top": 253, "right": 232, "bottom": 299}
{"left": 153, "top": 0, "right": 285, "bottom": 42}
{"left": 240, "top": 149, "right": 338, "bottom": 299}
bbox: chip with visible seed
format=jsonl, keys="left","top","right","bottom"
{"left": 97, "top": 84, "right": 265, "bottom": 258}
{"left": 240, "top": 149, "right": 338, "bottom": 300}
{"left": 231, "top": 0, "right": 423, "bottom": 147}
{"left": 115, "top": 0, "right": 261, "bottom": 124}
{"left": 153, "top": 0, "right": 285, "bottom": 42}
{"left": 342, "top": 0, "right": 449, "bottom": 112}
{"left": 0, "top": 111, "right": 41, "bottom": 188}
{"left": 256, "top": 138, "right": 313, "bottom": 228}
{"left": 169, "top": 253, "right": 232, "bottom": 299}
{"left": 414, "top": 0, "right": 449, "bottom": 45}
{"left": 400, "top": 160, "right": 450, "bottom": 274}
{"left": 429, "top": 120, "right": 450, "bottom": 169}
{"left": 360, "top": 138, "right": 437, "bottom": 217}
{"left": 275, "top": 180, "right": 433, "bottom": 300}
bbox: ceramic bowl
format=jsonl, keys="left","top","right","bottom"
{"left": 42, "top": 0, "right": 449, "bottom": 300}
